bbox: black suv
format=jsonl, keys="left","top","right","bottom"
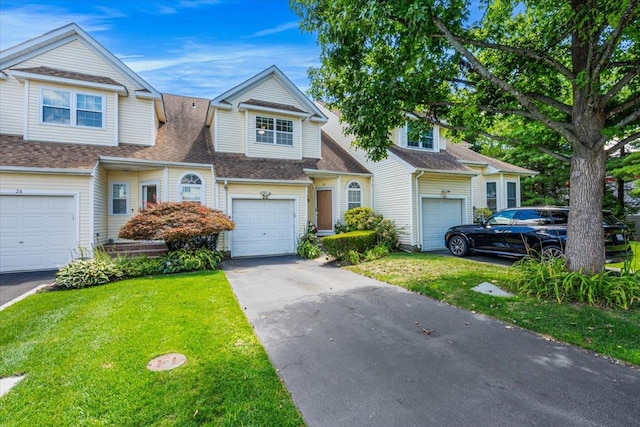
{"left": 444, "top": 207, "right": 632, "bottom": 262}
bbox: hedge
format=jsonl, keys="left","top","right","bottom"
{"left": 321, "top": 230, "right": 377, "bottom": 260}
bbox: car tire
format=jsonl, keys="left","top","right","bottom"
{"left": 541, "top": 245, "right": 564, "bottom": 260}
{"left": 448, "top": 235, "right": 468, "bottom": 257}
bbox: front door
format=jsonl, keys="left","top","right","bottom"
{"left": 141, "top": 183, "right": 158, "bottom": 208}
{"left": 316, "top": 189, "right": 333, "bottom": 232}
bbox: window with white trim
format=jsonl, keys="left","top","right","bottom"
{"left": 41, "top": 88, "right": 104, "bottom": 128}
{"left": 347, "top": 181, "right": 363, "bottom": 210}
{"left": 507, "top": 182, "right": 517, "bottom": 208}
{"left": 407, "top": 122, "right": 434, "bottom": 150}
{"left": 179, "top": 173, "right": 203, "bottom": 203}
{"left": 110, "top": 182, "right": 129, "bottom": 215}
{"left": 486, "top": 182, "right": 497, "bottom": 212}
{"left": 255, "top": 116, "right": 293, "bottom": 146}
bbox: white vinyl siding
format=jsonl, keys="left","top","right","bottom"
{"left": 92, "top": 165, "right": 108, "bottom": 245}
{"left": 0, "top": 172, "right": 92, "bottom": 253}
{"left": 302, "top": 120, "right": 321, "bottom": 158}
{"left": 17, "top": 39, "right": 158, "bottom": 146}
{"left": 214, "top": 108, "right": 245, "bottom": 153}
{"left": 0, "top": 77, "right": 24, "bottom": 135}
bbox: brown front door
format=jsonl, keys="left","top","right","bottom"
{"left": 316, "top": 189, "right": 333, "bottom": 231}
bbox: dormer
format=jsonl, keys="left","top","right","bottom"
{"left": 397, "top": 118, "right": 443, "bottom": 152}
{"left": 206, "top": 65, "right": 328, "bottom": 160}
{"left": 0, "top": 23, "right": 165, "bottom": 146}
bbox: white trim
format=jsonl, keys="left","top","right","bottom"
{"left": 214, "top": 107, "right": 219, "bottom": 151}
{"left": 149, "top": 101, "right": 155, "bottom": 145}
{"left": 228, "top": 195, "right": 299, "bottom": 256}
{"left": 345, "top": 179, "right": 363, "bottom": 210}
{"left": 238, "top": 102, "right": 311, "bottom": 118}
{"left": 90, "top": 163, "right": 97, "bottom": 246}
{"left": 109, "top": 181, "right": 130, "bottom": 216}
{"left": 0, "top": 166, "right": 93, "bottom": 175}
{"left": 299, "top": 118, "right": 303, "bottom": 159}
{"left": 303, "top": 169, "right": 372, "bottom": 177}
{"left": 10, "top": 69, "right": 128, "bottom": 94}
{"left": 216, "top": 177, "right": 311, "bottom": 185}
{"left": 23, "top": 79, "right": 29, "bottom": 140}
{"left": 178, "top": 172, "right": 206, "bottom": 204}
{"left": 98, "top": 156, "right": 211, "bottom": 169}
{"left": 315, "top": 187, "right": 334, "bottom": 233}
{"left": 163, "top": 167, "right": 169, "bottom": 202}
{"left": 140, "top": 180, "right": 161, "bottom": 208}
{"left": 113, "top": 92, "right": 119, "bottom": 145}
{"left": 420, "top": 194, "right": 467, "bottom": 250}
{"left": 245, "top": 110, "right": 249, "bottom": 156}
{"left": 39, "top": 86, "right": 107, "bottom": 130}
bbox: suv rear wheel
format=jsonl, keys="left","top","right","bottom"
{"left": 448, "top": 235, "right": 468, "bottom": 257}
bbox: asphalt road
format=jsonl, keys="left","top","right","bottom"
{"left": 224, "top": 256, "right": 640, "bottom": 427}
{"left": 0, "top": 270, "right": 56, "bottom": 306}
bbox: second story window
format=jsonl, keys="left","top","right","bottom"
{"left": 180, "top": 173, "right": 203, "bottom": 203}
{"left": 256, "top": 116, "right": 293, "bottom": 146}
{"left": 41, "top": 88, "right": 104, "bottom": 128}
{"left": 407, "top": 122, "right": 434, "bottom": 150}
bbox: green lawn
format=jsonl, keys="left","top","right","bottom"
{"left": 609, "top": 241, "right": 639, "bottom": 271}
{"left": 0, "top": 272, "right": 304, "bottom": 426}
{"left": 347, "top": 253, "right": 640, "bottom": 366}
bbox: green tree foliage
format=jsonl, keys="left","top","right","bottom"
{"left": 293, "top": 0, "right": 640, "bottom": 274}
{"left": 119, "top": 202, "right": 235, "bottom": 249}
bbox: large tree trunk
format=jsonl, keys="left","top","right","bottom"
{"left": 565, "top": 143, "right": 607, "bottom": 274}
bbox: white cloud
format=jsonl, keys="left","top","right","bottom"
{"left": 249, "top": 21, "right": 300, "bottom": 38}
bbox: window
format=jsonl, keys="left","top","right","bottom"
{"left": 487, "top": 209, "right": 517, "bottom": 226}
{"left": 41, "top": 88, "right": 104, "bottom": 128}
{"left": 347, "top": 181, "right": 362, "bottom": 210}
{"left": 255, "top": 116, "right": 293, "bottom": 146}
{"left": 110, "top": 183, "right": 129, "bottom": 215}
{"left": 507, "top": 182, "right": 517, "bottom": 208}
{"left": 514, "top": 209, "right": 552, "bottom": 225}
{"left": 407, "top": 122, "right": 434, "bottom": 150}
{"left": 486, "top": 182, "right": 497, "bottom": 212}
{"left": 179, "top": 173, "right": 203, "bottom": 203}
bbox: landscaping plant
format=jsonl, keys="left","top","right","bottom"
{"left": 118, "top": 201, "right": 235, "bottom": 250}
{"left": 297, "top": 227, "right": 321, "bottom": 259}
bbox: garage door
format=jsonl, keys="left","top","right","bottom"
{"left": 232, "top": 199, "right": 295, "bottom": 257}
{"left": 422, "top": 199, "right": 464, "bottom": 251}
{"left": 0, "top": 195, "right": 77, "bottom": 272}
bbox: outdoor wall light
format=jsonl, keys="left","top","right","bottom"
{"left": 260, "top": 191, "right": 271, "bottom": 199}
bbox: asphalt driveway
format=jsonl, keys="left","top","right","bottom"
{"left": 223, "top": 256, "right": 640, "bottom": 427}
{"left": 0, "top": 270, "right": 56, "bottom": 307}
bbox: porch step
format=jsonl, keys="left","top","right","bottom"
{"left": 100, "top": 241, "right": 168, "bottom": 259}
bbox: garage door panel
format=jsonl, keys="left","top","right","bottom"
{"left": 422, "top": 199, "right": 464, "bottom": 251}
{"left": 232, "top": 199, "right": 295, "bottom": 257}
{"left": 1, "top": 195, "right": 76, "bottom": 272}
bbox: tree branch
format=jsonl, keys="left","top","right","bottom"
{"left": 593, "top": 0, "right": 639, "bottom": 84}
{"left": 538, "top": 146, "right": 572, "bottom": 163}
{"left": 449, "top": 35, "right": 575, "bottom": 81}
{"left": 605, "top": 132, "right": 640, "bottom": 155}
{"left": 597, "top": 108, "right": 640, "bottom": 149}
{"left": 599, "top": 68, "right": 640, "bottom": 111}
{"left": 526, "top": 93, "right": 573, "bottom": 115}
{"left": 607, "top": 94, "right": 640, "bottom": 119}
{"left": 431, "top": 16, "right": 581, "bottom": 145}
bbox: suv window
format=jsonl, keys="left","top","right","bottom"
{"left": 487, "top": 209, "right": 517, "bottom": 225}
{"left": 514, "top": 209, "right": 552, "bottom": 225}
{"left": 548, "top": 209, "right": 569, "bottom": 225}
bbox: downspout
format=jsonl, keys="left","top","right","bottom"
{"left": 415, "top": 170, "right": 425, "bottom": 249}
{"left": 224, "top": 179, "right": 229, "bottom": 252}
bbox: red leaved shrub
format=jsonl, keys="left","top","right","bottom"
{"left": 119, "top": 202, "right": 234, "bottom": 250}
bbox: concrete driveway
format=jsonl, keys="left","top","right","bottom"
{"left": 0, "top": 270, "right": 56, "bottom": 308}
{"left": 223, "top": 256, "right": 640, "bottom": 427}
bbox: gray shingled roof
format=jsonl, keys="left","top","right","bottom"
{"left": 388, "top": 145, "right": 474, "bottom": 173}
{"left": 13, "top": 66, "right": 123, "bottom": 87}
{"left": 0, "top": 94, "right": 368, "bottom": 179}
{"left": 446, "top": 143, "right": 537, "bottom": 175}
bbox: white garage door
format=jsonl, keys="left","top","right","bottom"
{"left": 0, "top": 195, "right": 77, "bottom": 272}
{"left": 232, "top": 199, "right": 295, "bottom": 257}
{"left": 422, "top": 198, "right": 464, "bottom": 251}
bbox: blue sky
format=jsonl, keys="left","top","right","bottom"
{"left": 0, "top": 0, "right": 320, "bottom": 99}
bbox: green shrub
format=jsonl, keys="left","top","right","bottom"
{"left": 473, "top": 207, "right": 493, "bottom": 223}
{"left": 344, "top": 207, "right": 381, "bottom": 230}
{"left": 513, "top": 258, "right": 640, "bottom": 309}
{"left": 333, "top": 220, "right": 349, "bottom": 234}
{"left": 115, "top": 255, "right": 163, "bottom": 277}
{"left": 297, "top": 231, "right": 321, "bottom": 259}
{"left": 158, "top": 249, "right": 222, "bottom": 274}
{"left": 374, "top": 218, "right": 401, "bottom": 249}
{"left": 321, "top": 230, "right": 377, "bottom": 263}
{"left": 55, "top": 258, "right": 123, "bottom": 289}
{"left": 364, "top": 244, "right": 390, "bottom": 262}
{"left": 118, "top": 202, "right": 234, "bottom": 250}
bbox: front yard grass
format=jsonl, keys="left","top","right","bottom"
{"left": 347, "top": 253, "right": 640, "bottom": 366}
{"left": 0, "top": 271, "right": 304, "bottom": 426}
